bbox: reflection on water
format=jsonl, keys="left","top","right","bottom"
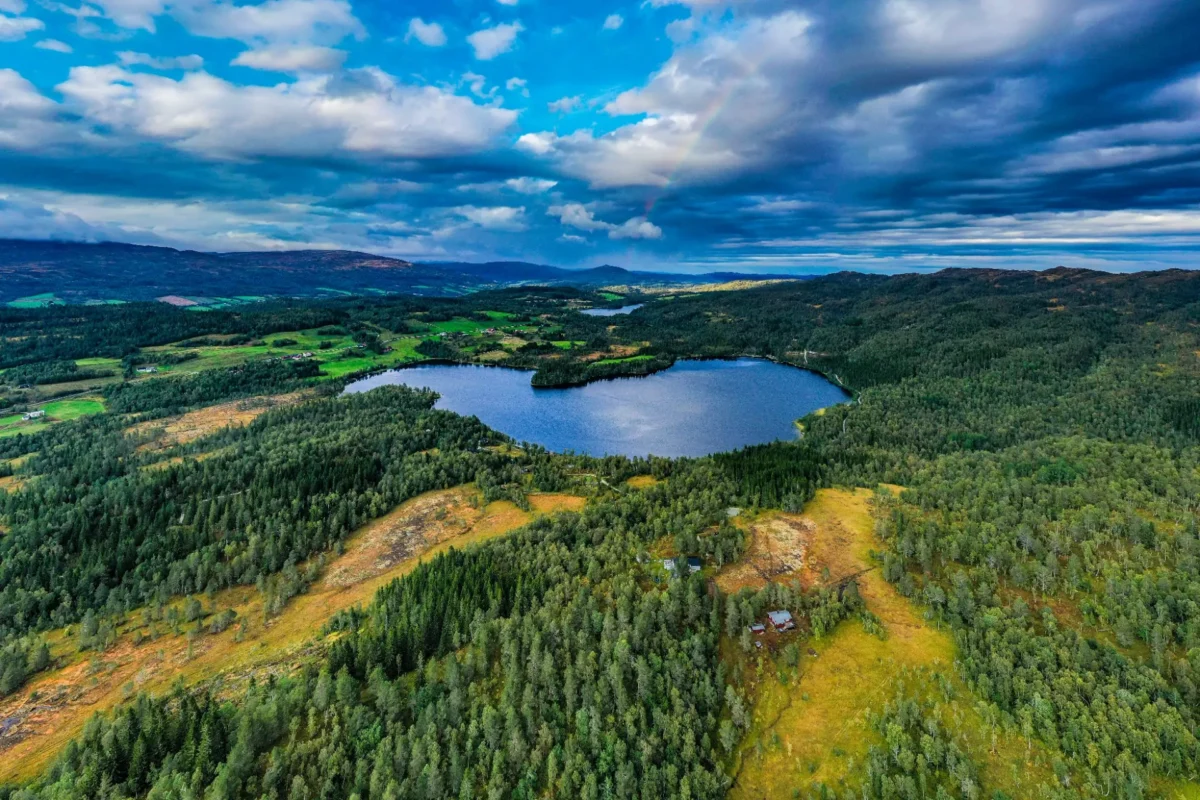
{"left": 344, "top": 358, "right": 848, "bottom": 458}
{"left": 580, "top": 304, "right": 644, "bottom": 317}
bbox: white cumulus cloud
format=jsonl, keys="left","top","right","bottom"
{"left": 609, "top": 216, "right": 663, "bottom": 240}
{"left": 467, "top": 21, "right": 522, "bottom": 60}
{"left": 455, "top": 205, "right": 526, "bottom": 230}
{"left": 547, "top": 95, "right": 581, "bottom": 114}
{"left": 118, "top": 51, "right": 205, "bottom": 70}
{"left": 232, "top": 44, "right": 345, "bottom": 72}
{"left": 603, "top": 14, "right": 623, "bottom": 30}
{"left": 34, "top": 38, "right": 73, "bottom": 52}
{"left": 548, "top": 203, "right": 663, "bottom": 240}
{"left": 56, "top": 65, "right": 517, "bottom": 161}
{"left": 176, "top": 0, "right": 364, "bottom": 45}
{"left": 0, "top": 12, "right": 43, "bottom": 40}
{"left": 505, "top": 177, "right": 556, "bottom": 194}
{"left": 406, "top": 17, "right": 445, "bottom": 46}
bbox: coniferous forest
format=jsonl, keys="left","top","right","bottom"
{"left": 1, "top": 267, "right": 1200, "bottom": 799}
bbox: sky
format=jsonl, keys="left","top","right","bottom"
{"left": 0, "top": 0, "right": 1199, "bottom": 273}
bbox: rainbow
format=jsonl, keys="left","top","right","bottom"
{"left": 643, "top": 46, "right": 772, "bottom": 218}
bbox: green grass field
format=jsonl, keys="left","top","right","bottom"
{"left": 0, "top": 423, "right": 47, "bottom": 439}
{"left": 74, "top": 357, "right": 124, "bottom": 370}
{"left": 594, "top": 354, "right": 654, "bottom": 365}
{"left": 7, "top": 293, "right": 61, "bottom": 309}
{"left": 426, "top": 318, "right": 492, "bottom": 334}
{"left": 44, "top": 398, "right": 106, "bottom": 420}
{"left": 0, "top": 397, "right": 106, "bottom": 439}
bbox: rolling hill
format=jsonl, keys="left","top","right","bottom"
{"left": 0, "top": 240, "right": 798, "bottom": 305}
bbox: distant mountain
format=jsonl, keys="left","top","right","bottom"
{"left": 0, "top": 240, "right": 799, "bottom": 305}
{"left": 432, "top": 261, "right": 793, "bottom": 286}
{"left": 0, "top": 240, "right": 468, "bottom": 304}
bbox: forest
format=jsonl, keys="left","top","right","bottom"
{"left": 1, "top": 266, "right": 1200, "bottom": 798}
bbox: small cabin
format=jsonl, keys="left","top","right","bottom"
{"left": 663, "top": 556, "right": 703, "bottom": 577}
{"left": 767, "top": 610, "right": 795, "bottom": 632}
{"left": 748, "top": 623, "right": 766, "bottom": 635}
{"left": 22, "top": 410, "right": 46, "bottom": 421}
{"left": 136, "top": 366, "right": 158, "bottom": 374}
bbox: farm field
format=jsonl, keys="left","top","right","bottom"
{"left": 0, "top": 397, "right": 105, "bottom": 438}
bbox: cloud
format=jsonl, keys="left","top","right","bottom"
{"left": 548, "top": 202, "right": 609, "bottom": 232}
{"left": 0, "top": 195, "right": 116, "bottom": 241}
{"left": 0, "top": 11, "right": 43, "bottom": 40}
{"left": 87, "top": 0, "right": 164, "bottom": 32}
{"left": 455, "top": 205, "right": 526, "bottom": 230}
{"left": 881, "top": 0, "right": 1061, "bottom": 64}
{"left": 56, "top": 65, "right": 517, "bottom": 160}
{"left": 505, "top": 76, "right": 529, "bottom": 97}
{"left": 547, "top": 95, "right": 581, "bottom": 114}
{"left": 749, "top": 198, "right": 816, "bottom": 214}
{"left": 176, "top": 0, "right": 364, "bottom": 45}
{"left": 603, "top": 14, "right": 623, "bottom": 30}
{"left": 467, "top": 21, "right": 522, "bottom": 60}
{"left": 505, "top": 176, "right": 556, "bottom": 194}
{"left": 118, "top": 51, "right": 205, "bottom": 70}
{"left": 609, "top": 216, "right": 662, "bottom": 240}
{"left": 5, "top": 0, "right": 1200, "bottom": 268}
{"left": 406, "top": 17, "right": 445, "bottom": 47}
{"left": 548, "top": 203, "right": 662, "bottom": 239}
{"left": 34, "top": 38, "right": 73, "bottom": 52}
{"left": 665, "top": 18, "right": 694, "bottom": 42}
{"left": 232, "top": 44, "right": 345, "bottom": 72}
{"left": 0, "top": 69, "right": 62, "bottom": 150}
{"left": 524, "top": 11, "right": 814, "bottom": 188}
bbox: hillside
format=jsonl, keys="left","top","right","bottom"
{"left": 0, "top": 240, "right": 467, "bottom": 304}
{"left": 0, "top": 240, "right": 798, "bottom": 306}
{"left": 1, "top": 268, "right": 1199, "bottom": 799}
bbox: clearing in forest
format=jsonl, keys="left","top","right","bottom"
{"left": 129, "top": 392, "right": 307, "bottom": 452}
{"left": 0, "top": 487, "right": 585, "bottom": 783}
{"left": 726, "top": 488, "right": 1060, "bottom": 800}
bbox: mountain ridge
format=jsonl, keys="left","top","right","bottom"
{"left": 0, "top": 239, "right": 800, "bottom": 304}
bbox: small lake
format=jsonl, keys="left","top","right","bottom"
{"left": 581, "top": 304, "right": 644, "bottom": 317}
{"left": 344, "top": 358, "right": 848, "bottom": 458}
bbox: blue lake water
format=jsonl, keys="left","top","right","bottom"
{"left": 580, "top": 304, "right": 644, "bottom": 317}
{"left": 343, "top": 358, "right": 848, "bottom": 458}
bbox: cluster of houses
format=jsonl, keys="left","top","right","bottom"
{"left": 285, "top": 352, "right": 315, "bottom": 361}
{"left": 747, "top": 610, "right": 796, "bottom": 647}
{"left": 136, "top": 366, "right": 158, "bottom": 374}
{"left": 22, "top": 410, "right": 46, "bottom": 421}
{"left": 662, "top": 556, "right": 703, "bottom": 577}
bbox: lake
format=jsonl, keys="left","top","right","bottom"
{"left": 581, "top": 304, "right": 644, "bottom": 317}
{"left": 343, "top": 358, "right": 848, "bottom": 458}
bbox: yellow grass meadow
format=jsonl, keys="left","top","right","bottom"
{"left": 0, "top": 487, "right": 585, "bottom": 782}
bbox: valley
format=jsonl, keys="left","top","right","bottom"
{"left": 1, "top": 267, "right": 1199, "bottom": 799}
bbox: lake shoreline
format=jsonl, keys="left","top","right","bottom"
{"left": 343, "top": 357, "right": 850, "bottom": 459}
